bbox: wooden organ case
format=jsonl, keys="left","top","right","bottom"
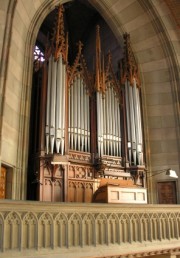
{"left": 29, "top": 5, "right": 147, "bottom": 203}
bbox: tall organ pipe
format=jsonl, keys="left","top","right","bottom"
{"left": 70, "top": 83, "right": 74, "bottom": 150}
{"left": 74, "top": 77, "right": 78, "bottom": 150}
{"left": 45, "top": 55, "right": 52, "bottom": 154}
{"left": 68, "top": 81, "right": 71, "bottom": 145}
{"left": 129, "top": 82, "right": 137, "bottom": 165}
{"left": 81, "top": 80, "right": 84, "bottom": 152}
{"left": 103, "top": 91, "right": 107, "bottom": 155}
{"left": 105, "top": 87, "right": 110, "bottom": 155}
{"left": 125, "top": 80, "right": 131, "bottom": 164}
{"left": 117, "top": 100, "right": 121, "bottom": 157}
{"left": 77, "top": 75, "right": 81, "bottom": 151}
{"left": 114, "top": 94, "right": 118, "bottom": 156}
{"left": 84, "top": 87, "right": 88, "bottom": 152}
{"left": 61, "top": 62, "right": 66, "bottom": 155}
{"left": 96, "top": 92, "right": 101, "bottom": 156}
{"left": 132, "top": 80, "right": 139, "bottom": 159}
{"left": 87, "top": 90, "right": 90, "bottom": 152}
{"left": 134, "top": 80, "right": 143, "bottom": 165}
{"left": 100, "top": 92, "right": 104, "bottom": 156}
{"left": 111, "top": 87, "right": 116, "bottom": 156}
{"left": 56, "top": 55, "right": 62, "bottom": 153}
{"left": 49, "top": 58, "right": 57, "bottom": 153}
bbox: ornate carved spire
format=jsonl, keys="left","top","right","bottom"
{"left": 51, "top": 5, "right": 68, "bottom": 62}
{"left": 120, "top": 33, "right": 141, "bottom": 87}
{"left": 95, "top": 25, "right": 105, "bottom": 93}
{"left": 68, "top": 41, "right": 93, "bottom": 94}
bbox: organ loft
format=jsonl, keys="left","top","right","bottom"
{"left": 28, "top": 4, "right": 147, "bottom": 203}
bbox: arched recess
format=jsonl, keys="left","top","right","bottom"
{"left": 27, "top": 0, "right": 147, "bottom": 203}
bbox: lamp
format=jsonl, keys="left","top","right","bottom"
{"left": 166, "top": 168, "right": 178, "bottom": 178}
{"left": 147, "top": 168, "right": 178, "bottom": 178}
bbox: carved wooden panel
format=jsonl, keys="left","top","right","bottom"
{"left": 68, "top": 180, "right": 93, "bottom": 203}
{"left": 157, "top": 181, "right": 177, "bottom": 204}
{"left": 0, "top": 166, "right": 6, "bottom": 199}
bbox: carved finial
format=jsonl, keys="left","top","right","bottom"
{"left": 51, "top": 4, "right": 68, "bottom": 62}
{"left": 77, "top": 41, "right": 83, "bottom": 55}
{"left": 121, "top": 33, "right": 141, "bottom": 87}
{"left": 95, "top": 25, "right": 101, "bottom": 92}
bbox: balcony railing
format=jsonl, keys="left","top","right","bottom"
{"left": 0, "top": 200, "right": 180, "bottom": 257}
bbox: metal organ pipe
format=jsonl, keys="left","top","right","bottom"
{"left": 117, "top": 100, "right": 121, "bottom": 157}
{"left": 50, "top": 57, "right": 57, "bottom": 153}
{"left": 137, "top": 89, "right": 143, "bottom": 165}
{"left": 70, "top": 83, "right": 74, "bottom": 150}
{"left": 74, "top": 77, "right": 78, "bottom": 150}
{"left": 96, "top": 92, "right": 101, "bottom": 156}
{"left": 87, "top": 89, "right": 90, "bottom": 152}
{"left": 100, "top": 92, "right": 104, "bottom": 156}
{"left": 99, "top": 82, "right": 121, "bottom": 158}
{"left": 124, "top": 78, "right": 144, "bottom": 166}
{"left": 103, "top": 91, "right": 107, "bottom": 155}
{"left": 111, "top": 86, "right": 116, "bottom": 156}
{"left": 81, "top": 80, "right": 84, "bottom": 152}
{"left": 132, "top": 79, "right": 139, "bottom": 166}
{"left": 45, "top": 55, "right": 52, "bottom": 154}
{"left": 129, "top": 82, "right": 137, "bottom": 165}
{"left": 125, "top": 80, "right": 131, "bottom": 163}
{"left": 84, "top": 86, "right": 88, "bottom": 152}
{"left": 105, "top": 87, "right": 110, "bottom": 155}
{"left": 77, "top": 75, "right": 81, "bottom": 151}
{"left": 61, "top": 62, "right": 66, "bottom": 155}
{"left": 133, "top": 80, "right": 143, "bottom": 165}
{"left": 68, "top": 82, "right": 71, "bottom": 145}
{"left": 68, "top": 75, "right": 90, "bottom": 153}
{"left": 56, "top": 56, "right": 62, "bottom": 153}
{"left": 114, "top": 94, "right": 118, "bottom": 156}
{"left": 45, "top": 54, "right": 66, "bottom": 155}
{"left": 108, "top": 86, "right": 112, "bottom": 155}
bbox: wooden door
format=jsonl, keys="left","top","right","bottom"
{"left": 0, "top": 166, "right": 6, "bottom": 199}
{"left": 157, "top": 181, "right": 177, "bottom": 204}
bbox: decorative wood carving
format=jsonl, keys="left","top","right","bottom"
{"left": 51, "top": 5, "right": 68, "bottom": 62}
{"left": 69, "top": 151, "right": 91, "bottom": 163}
{"left": 120, "top": 33, "right": 141, "bottom": 87}
{"left": 0, "top": 166, "right": 6, "bottom": 199}
{"left": 67, "top": 41, "right": 93, "bottom": 94}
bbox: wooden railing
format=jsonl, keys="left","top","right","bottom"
{"left": 0, "top": 200, "right": 180, "bottom": 257}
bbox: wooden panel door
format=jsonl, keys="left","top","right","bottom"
{"left": 0, "top": 166, "right": 6, "bottom": 199}
{"left": 157, "top": 181, "right": 177, "bottom": 204}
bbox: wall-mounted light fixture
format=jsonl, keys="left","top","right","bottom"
{"left": 147, "top": 168, "right": 178, "bottom": 178}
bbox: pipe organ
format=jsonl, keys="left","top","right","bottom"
{"left": 30, "top": 5, "right": 147, "bottom": 203}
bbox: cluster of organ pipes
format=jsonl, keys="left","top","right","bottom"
{"left": 97, "top": 84, "right": 121, "bottom": 157}
{"left": 68, "top": 74, "right": 90, "bottom": 152}
{"left": 43, "top": 4, "right": 144, "bottom": 168}
{"left": 45, "top": 54, "right": 66, "bottom": 155}
{"left": 125, "top": 79, "right": 143, "bottom": 166}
